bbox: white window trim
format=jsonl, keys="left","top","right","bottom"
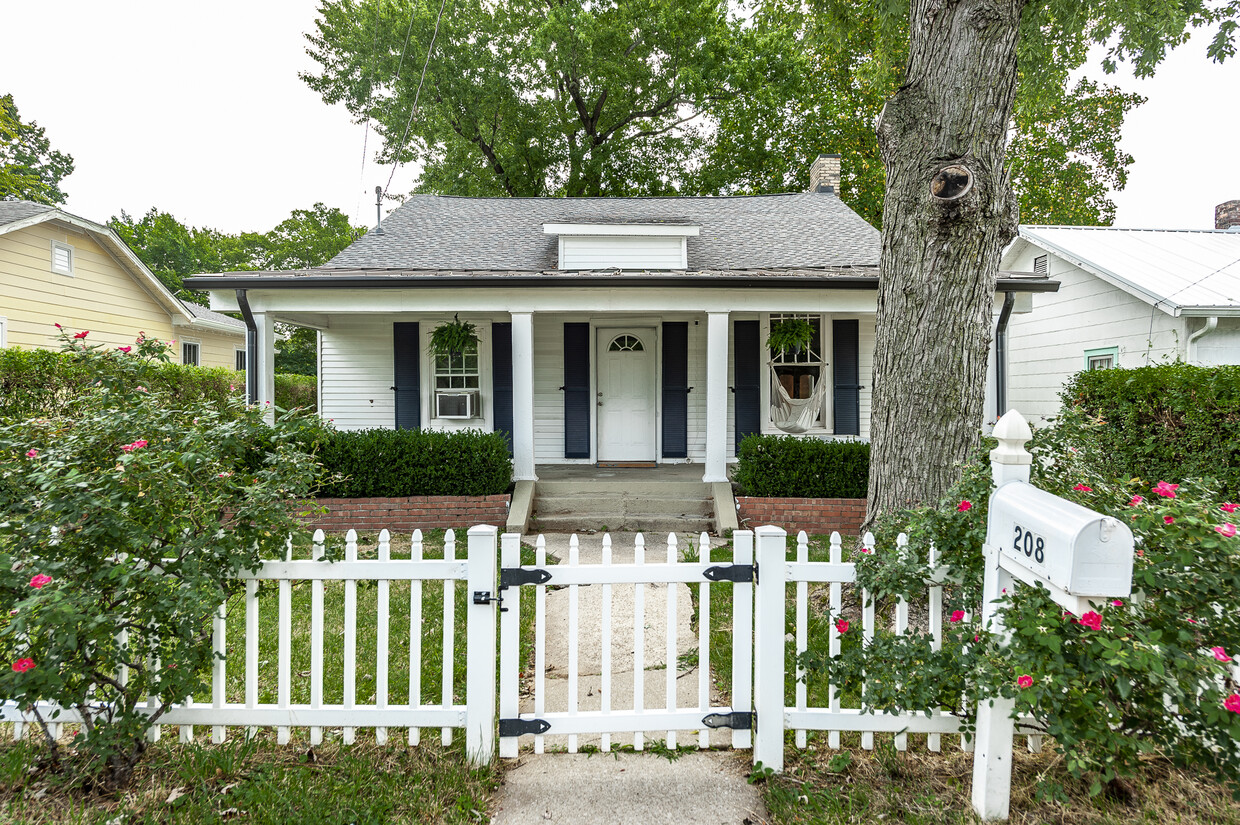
{"left": 764, "top": 312, "right": 831, "bottom": 434}
{"left": 181, "top": 339, "right": 202, "bottom": 367}
{"left": 0, "top": 316, "right": 7, "bottom": 348}
{"left": 234, "top": 347, "right": 247, "bottom": 371}
{"left": 50, "top": 240, "right": 74, "bottom": 276}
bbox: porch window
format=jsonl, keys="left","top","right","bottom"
{"left": 769, "top": 313, "right": 825, "bottom": 430}
{"left": 435, "top": 342, "right": 480, "bottom": 390}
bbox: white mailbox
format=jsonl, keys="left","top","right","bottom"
{"left": 987, "top": 480, "right": 1134, "bottom": 612}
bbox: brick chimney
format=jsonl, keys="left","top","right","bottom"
{"left": 809, "top": 154, "right": 841, "bottom": 194}
{"left": 1216, "top": 200, "right": 1240, "bottom": 231}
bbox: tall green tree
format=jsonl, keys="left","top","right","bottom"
{"left": 262, "top": 202, "right": 363, "bottom": 269}
{"left": 0, "top": 94, "right": 74, "bottom": 206}
{"left": 864, "top": 0, "right": 1236, "bottom": 522}
{"left": 304, "top": 0, "right": 749, "bottom": 196}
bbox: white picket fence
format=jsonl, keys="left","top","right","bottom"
{"left": 2, "top": 522, "right": 1023, "bottom": 768}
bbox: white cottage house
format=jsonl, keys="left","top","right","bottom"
{"left": 999, "top": 206, "right": 1240, "bottom": 425}
{"left": 188, "top": 157, "right": 1055, "bottom": 487}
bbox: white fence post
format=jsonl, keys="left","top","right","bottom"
{"left": 731, "top": 530, "right": 754, "bottom": 750}
{"left": 465, "top": 524, "right": 499, "bottom": 766}
{"left": 971, "top": 410, "right": 1032, "bottom": 821}
{"left": 753, "top": 525, "right": 787, "bottom": 772}
{"left": 498, "top": 532, "right": 521, "bottom": 759}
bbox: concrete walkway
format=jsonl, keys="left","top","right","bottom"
{"left": 491, "top": 533, "right": 770, "bottom": 825}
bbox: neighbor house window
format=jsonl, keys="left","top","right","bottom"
{"left": 0, "top": 316, "right": 7, "bottom": 348}
{"left": 182, "top": 341, "right": 200, "bottom": 366}
{"left": 1084, "top": 346, "right": 1117, "bottom": 371}
{"left": 769, "top": 313, "right": 825, "bottom": 427}
{"left": 434, "top": 341, "right": 479, "bottom": 390}
{"left": 51, "top": 241, "right": 74, "bottom": 276}
{"left": 1033, "top": 254, "right": 1047, "bottom": 276}
{"left": 235, "top": 349, "right": 247, "bottom": 371}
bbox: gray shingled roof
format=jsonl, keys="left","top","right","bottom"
{"left": 0, "top": 199, "right": 55, "bottom": 228}
{"left": 182, "top": 301, "right": 245, "bottom": 329}
{"left": 327, "top": 192, "right": 881, "bottom": 270}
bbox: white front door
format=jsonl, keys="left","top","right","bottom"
{"left": 596, "top": 328, "right": 657, "bottom": 463}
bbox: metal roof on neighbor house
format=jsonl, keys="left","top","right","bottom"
{"left": 325, "top": 192, "right": 883, "bottom": 270}
{"left": 1018, "top": 225, "right": 1240, "bottom": 315}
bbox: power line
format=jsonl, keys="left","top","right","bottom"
{"left": 383, "top": 0, "right": 447, "bottom": 199}
{"left": 355, "top": 0, "right": 385, "bottom": 222}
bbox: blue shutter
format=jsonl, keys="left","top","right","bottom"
{"left": 564, "top": 322, "right": 591, "bottom": 458}
{"left": 492, "top": 322, "right": 513, "bottom": 453}
{"left": 833, "top": 319, "right": 861, "bottom": 436}
{"left": 393, "top": 322, "right": 420, "bottom": 430}
{"left": 661, "top": 322, "right": 688, "bottom": 458}
{"left": 734, "top": 320, "right": 761, "bottom": 452}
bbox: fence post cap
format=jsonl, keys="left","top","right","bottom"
{"left": 990, "top": 410, "right": 1033, "bottom": 466}
{"left": 467, "top": 524, "right": 499, "bottom": 536}
{"left": 754, "top": 524, "right": 787, "bottom": 537}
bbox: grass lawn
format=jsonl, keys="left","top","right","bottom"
{"left": 0, "top": 529, "right": 535, "bottom": 824}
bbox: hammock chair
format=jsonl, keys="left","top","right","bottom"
{"left": 769, "top": 365, "right": 830, "bottom": 434}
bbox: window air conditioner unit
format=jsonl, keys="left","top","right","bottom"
{"left": 436, "top": 390, "right": 479, "bottom": 419}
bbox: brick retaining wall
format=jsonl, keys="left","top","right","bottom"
{"left": 301, "top": 495, "right": 511, "bottom": 533}
{"left": 736, "top": 496, "right": 866, "bottom": 536}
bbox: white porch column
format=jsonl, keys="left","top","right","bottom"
{"left": 254, "top": 312, "right": 276, "bottom": 422}
{"left": 703, "top": 312, "right": 730, "bottom": 483}
{"left": 511, "top": 312, "right": 537, "bottom": 481}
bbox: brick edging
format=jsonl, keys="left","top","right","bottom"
{"left": 735, "top": 496, "right": 866, "bottom": 536}
{"left": 299, "top": 494, "right": 511, "bottom": 533}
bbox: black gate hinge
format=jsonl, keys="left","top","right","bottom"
{"left": 702, "top": 711, "right": 754, "bottom": 729}
{"left": 500, "top": 567, "right": 553, "bottom": 587}
{"left": 499, "top": 717, "right": 552, "bottom": 737}
{"left": 703, "top": 564, "right": 757, "bottom": 584}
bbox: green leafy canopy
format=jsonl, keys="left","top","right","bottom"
{"left": 0, "top": 93, "right": 75, "bottom": 206}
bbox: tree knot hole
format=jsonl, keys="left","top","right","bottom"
{"left": 930, "top": 164, "right": 973, "bottom": 202}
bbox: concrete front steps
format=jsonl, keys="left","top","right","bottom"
{"left": 531, "top": 479, "right": 715, "bottom": 535}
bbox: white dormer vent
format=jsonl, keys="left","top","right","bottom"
{"left": 544, "top": 221, "right": 699, "bottom": 270}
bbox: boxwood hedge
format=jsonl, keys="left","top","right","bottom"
{"left": 313, "top": 428, "right": 512, "bottom": 498}
{"left": 733, "top": 434, "right": 869, "bottom": 498}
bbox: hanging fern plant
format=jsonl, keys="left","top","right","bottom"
{"left": 430, "top": 314, "right": 479, "bottom": 356}
{"left": 766, "top": 318, "right": 815, "bottom": 356}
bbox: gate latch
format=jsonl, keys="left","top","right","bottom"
{"left": 702, "top": 711, "right": 754, "bottom": 729}
{"left": 473, "top": 590, "right": 507, "bottom": 613}
{"left": 501, "top": 567, "right": 553, "bottom": 587}
{"left": 499, "top": 717, "right": 552, "bottom": 737}
{"left": 703, "top": 564, "right": 757, "bottom": 584}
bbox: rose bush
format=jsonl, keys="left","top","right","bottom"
{"left": 804, "top": 421, "right": 1240, "bottom": 797}
{"left": 0, "top": 329, "right": 323, "bottom": 789}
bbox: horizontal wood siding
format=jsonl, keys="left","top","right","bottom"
{"left": 1005, "top": 249, "right": 1185, "bottom": 425}
{"left": 320, "top": 317, "right": 396, "bottom": 430}
{"left": 533, "top": 314, "right": 568, "bottom": 461}
{"left": 858, "top": 316, "right": 875, "bottom": 439}
{"left": 561, "top": 236, "right": 683, "bottom": 270}
{"left": 1195, "top": 317, "right": 1240, "bottom": 365}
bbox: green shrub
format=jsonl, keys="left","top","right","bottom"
{"left": 0, "top": 346, "right": 316, "bottom": 417}
{"left": 734, "top": 434, "right": 869, "bottom": 498}
{"left": 0, "top": 330, "right": 322, "bottom": 790}
{"left": 1061, "top": 362, "right": 1240, "bottom": 497}
{"left": 315, "top": 428, "right": 512, "bottom": 498}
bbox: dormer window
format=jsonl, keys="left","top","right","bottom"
{"left": 544, "top": 221, "right": 699, "bottom": 270}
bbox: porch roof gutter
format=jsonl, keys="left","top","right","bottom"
{"left": 186, "top": 272, "right": 1059, "bottom": 293}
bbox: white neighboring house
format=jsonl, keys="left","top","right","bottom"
{"left": 187, "top": 157, "right": 1055, "bottom": 483}
{"left": 998, "top": 204, "right": 1240, "bottom": 425}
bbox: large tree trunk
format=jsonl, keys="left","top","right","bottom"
{"left": 865, "top": 0, "right": 1026, "bottom": 526}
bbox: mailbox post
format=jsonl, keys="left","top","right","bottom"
{"left": 972, "top": 411, "right": 1134, "bottom": 821}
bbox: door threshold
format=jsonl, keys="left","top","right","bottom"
{"left": 596, "top": 462, "right": 658, "bottom": 469}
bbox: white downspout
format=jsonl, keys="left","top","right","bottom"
{"left": 1187, "top": 316, "right": 1219, "bottom": 363}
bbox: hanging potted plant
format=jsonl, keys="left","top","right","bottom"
{"left": 430, "top": 314, "right": 479, "bottom": 356}
{"left": 766, "top": 318, "right": 815, "bottom": 356}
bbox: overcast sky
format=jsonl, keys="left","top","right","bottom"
{"left": 2, "top": 1, "right": 1237, "bottom": 234}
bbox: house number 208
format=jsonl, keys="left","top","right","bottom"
{"left": 1013, "top": 525, "right": 1045, "bottom": 564}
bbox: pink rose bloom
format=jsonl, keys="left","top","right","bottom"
{"left": 950, "top": 610, "right": 965, "bottom": 623}
{"left": 54, "top": 323, "right": 62, "bottom": 329}
{"left": 121, "top": 439, "right": 149, "bottom": 454}
{"left": 11, "top": 658, "right": 34, "bottom": 673}
{"left": 957, "top": 500, "right": 972, "bottom": 512}
{"left": 1111, "top": 599, "right": 1123, "bottom": 607}
{"left": 73, "top": 330, "right": 89, "bottom": 340}
{"left": 1017, "top": 675, "right": 1033, "bottom": 689}
{"left": 25, "top": 449, "right": 37, "bottom": 458}
{"left": 1222, "top": 503, "right": 1239, "bottom": 514}
{"left": 835, "top": 619, "right": 849, "bottom": 634}
{"left": 1212, "top": 646, "right": 1232, "bottom": 662}
{"left": 1187, "top": 618, "right": 1199, "bottom": 624}
{"left": 1215, "top": 523, "right": 1237, "bottom": 538}
{"left": 1152, "top": 481, "right": 1179, "bottom": 499}
{"left": 1164, "top": 516, "right": 1175, "bottom": 525}
{"left": 1128, "top": 496, "right": 1144, "bottom": 506}
{"left": 1078, "top": 611, "right": 1102, "bottom": 631}
{"left": 1226, "top": 694, "right": 1240, "bottom": 714}
{"left": 28, "top": 574, "right": 52, "bottom": 589}
{"left": 1073, "top": 484, "right": 1092, "bottom": 492}
{"left": 117, "top": 346, "right": 132, "bottom": 353}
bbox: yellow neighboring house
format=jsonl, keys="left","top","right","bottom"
{"left": 0, "top": 199, "right": 246, "bottom": 366}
